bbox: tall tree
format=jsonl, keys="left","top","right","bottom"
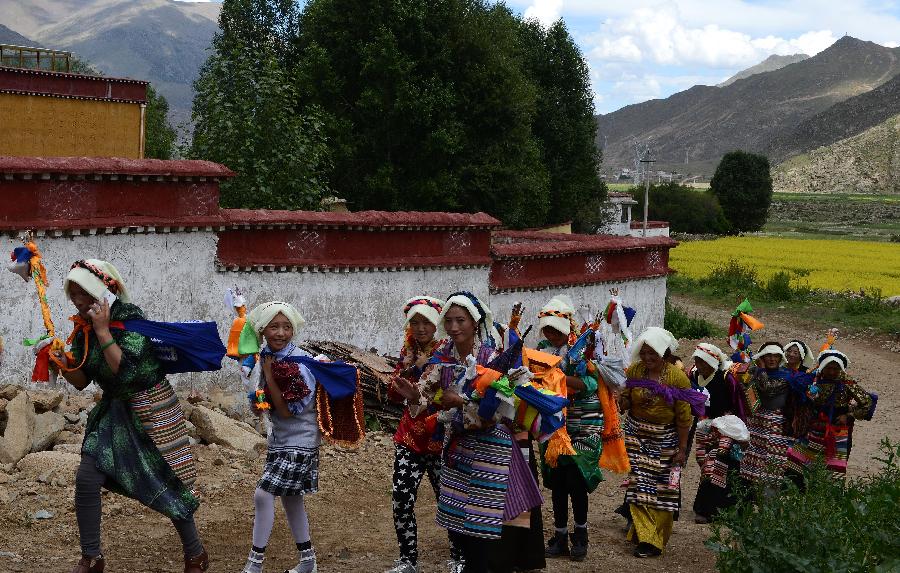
{"left": 144, "top": 85, "right": 177, "bottom": 159}
{"left": 710, "top": 151, "right": 774, "bottom": 232}
{"left": 190, "top": 0, "right": 330, "bottom": 209}
{"left": 517, "top": 19, "right": 605, "bottom": 231}
{"left": 294, "top": 0, "right": 550, "bottom": 227}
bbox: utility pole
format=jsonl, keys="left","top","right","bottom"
{"left": 639, "top": 147, "right": 655, "bottom": 237}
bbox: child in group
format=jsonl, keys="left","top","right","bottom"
{"left": 239, "top": 301, "right": 320, "bottom": 573}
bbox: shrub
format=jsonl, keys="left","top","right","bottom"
{"left": 764, "top": 270, "right": 794, "bottom": 301}
{"left": 708, "top": 439, "right": 900, "bottom": 572}
{"left": 706, "top": 258, "right": 758, "bottom": 296}
{"left": 844, "top": 287, "right": 886, "bottom": 315}
{"left": 630, "top": 182, "right": 730, "bottom": 234}
{"left": 664, "top": 299, "right": 716, "bottom": 339}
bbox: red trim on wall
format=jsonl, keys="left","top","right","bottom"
{"left": 0, "top": 157, "right": 235, "bottom": 178}
{"left": 489, "top": 231, "right": 675, "bottom": 291}
{"left": 222, "top": 209, "right": 501, "bottom": 229}
{"left": 0, "top": 67, "right": 147, "bottom": 102}
{"left": 217, "top": 226, "right": 494, "bottom": 269}
{"left": 630, "top": 220, "right": 669, "bottom": 229}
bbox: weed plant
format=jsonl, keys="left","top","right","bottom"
{"left": 708, "top": 438, "right": 900, "bottom": 572}
{"left": 664, "top": 298, "right": 718, "bottom": 339}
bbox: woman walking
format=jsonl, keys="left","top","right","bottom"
{"left": 619, "top": 327, "right": 705, "bottom": 558}
{"left": 55, "top": 259, "right": 207, "bottom": 573}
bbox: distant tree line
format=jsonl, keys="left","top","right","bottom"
{"left": 189, "top": 0, "right": 605, "bottom": 230}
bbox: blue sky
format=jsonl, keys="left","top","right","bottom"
{"left": 179, "top": 0, "right": 900, "bottom": 114}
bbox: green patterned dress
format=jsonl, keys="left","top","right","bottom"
{"left": 72, "top": 302, "right": 199, "bottom": 521}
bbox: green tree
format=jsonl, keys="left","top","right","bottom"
{"left": 630, "top": 182, "right": 730, "bottom": 234}
{"left": 710, "top": 150, "right": 774, "bottom": 233}
{"left": 190, "top": 0, "right": 330, "bottom": 209}
{"left": 517, "top": 18, "right": 604, "bottom": 231}
{"left": 294, "top": 0, "right": 550, "bottom": 227}
{"left": 144, "top": 85, "right": 176, "bottom": 159}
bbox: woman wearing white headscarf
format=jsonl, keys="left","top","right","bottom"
{"left": 54, "top": 259, "right": 207, "bottom": 573}
{"left": 785, "top": 350, "right": 874, "bottom": 478}
{"left": 784, "top": 340, "right": 814, "bottom": 373}
{"left": 619, "top": 327, "right": 706, "bottom": 557}
{"left": 689, "top": 342, "right": 751, "bottom": 522}
{"left": 737, "top": 342, "right": 804, "bottom": 491}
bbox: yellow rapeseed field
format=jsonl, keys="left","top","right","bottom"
{"left": 670, "top": 237, "right": 900, "bottom": 296}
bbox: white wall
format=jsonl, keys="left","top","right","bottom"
{"left": 0, "top": 230, "right": 666, "bottom": 392}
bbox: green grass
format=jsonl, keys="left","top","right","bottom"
{"left": 772, "top": 191, "right": 900, "bottom": 203}
{"left": 668, "top": 260, "right": 900, "bottom": 340}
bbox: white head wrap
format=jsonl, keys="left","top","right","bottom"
{"left": 403, "top": 296, "right": 445, "bottom": 328}
{"left": 755, "top": 343, "right": 786, "bottom": 365}
{"left": 692, "top": 342, "right": 733, "bottom": 372}
{"left": 439, "top": 293, "right": 501, "bottom": 346}
{"left": 784, "top": 340, "right": 815, "bottom": 370}
{"left": 817, "top": 349, "right": 849, "bottom": 373}
{"left": 248, "top": 301, "right": 305, "bottom": 337}
{"left": 631, "top": 326, "right": 677, "bottom": 363}
{"left": 64, "top": 259, "right": 130, "bottom": 303}
{"left": 538, "top": 295, "right": 577, "bottom": 337}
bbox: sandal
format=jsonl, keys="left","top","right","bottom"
{"left": 184, "top": 549, "right": 209, "bottom": 572}
{"left": 70, "top": 554, "right": 105, "bottom": 573}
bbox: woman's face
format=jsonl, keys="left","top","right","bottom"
{"left": 639, "top": 343, "right": 664, "bottom": 372}
{"left": 785, "top": 346, "right": 802, "bottom": 367}
{"left": 694, "top": 356, "right": 715, "bottom": 378}
{"left": 262, "top": 313, "right": 294, "bottom": 351}
{"left": 820, "top": 363, "right": 842, "bottom": 380}
{"left": 542, "top": 326, "right": 569, "bottom": 348}
{"left": 68, "top": 282, "right": 97, "bottom": 319}
{"left": 759, "top": 353, "right": 781, "bottom": 369}
{"left": 443, "top": 304, "right": 476, "bottom": 346}
{"left": 409, "top": 314, "right": 437, "bottom": 346}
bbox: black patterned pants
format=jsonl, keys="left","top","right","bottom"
{"left": 392, "top": 443, "right": 460, "bottom": 565}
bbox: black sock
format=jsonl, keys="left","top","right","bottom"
{"left": 252, "top": 545, "right": 266, "bottom": 553}
{"left": 297, "top": 541, "right": 312, "bottom": 552}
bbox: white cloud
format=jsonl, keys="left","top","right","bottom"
{"left": 523, "top": 0, "right": 564, "bottom": 27}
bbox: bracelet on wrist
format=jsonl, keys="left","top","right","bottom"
{"left": 99, "top": 339, "right": 116, "bottom": 351}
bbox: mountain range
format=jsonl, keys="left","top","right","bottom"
{"left": 597, "top": 36, "right": 900, "bottom": 179}
{"left": 0, "top": 0, "right": 221, "bottom": 126}
{"left": 718, "top": 53, "right": 809, "bottom": 87}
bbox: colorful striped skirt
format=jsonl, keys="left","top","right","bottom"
{"left": 130, "top": 380, "right": 198, "bottom": 494}
{"left": 623, "top": 414, "right": 680, "bottom": 512}
{"left": 437, "top": 425, "right": 514, "bottom": 540}
{"left": 786, "top": 420, "right": 851, "bottom": 475}
{"left": 740, "top": 408, "right": 793, "bottom": 485}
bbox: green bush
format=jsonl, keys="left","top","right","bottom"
{"left": 710, "top": 150, "right": 774, "bottom": 233}
{"left": 664, "top": 299, "right": 717, "bottom": 339}
{"left": 630, "top": 182, "right": 730, "bottom": 234}
{"left": 708, "top": 439, "right": 900, "bottom": 572}
{"left": 844, "top": 288, "right": 886, "bottom": 315}
{"left": 706, "top": 258, "right": 759, "bottom": 296}
{"left": 764, "top": 270, "right": 794, "bottom": 301}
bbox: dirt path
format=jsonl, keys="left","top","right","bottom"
{"left": 1, "top": 294, "right": 897, "bottom": 572}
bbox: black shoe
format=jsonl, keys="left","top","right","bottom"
{"left": 633, "top": 542, "right": 662, "bottom": 558}
{"left": 570, "top": 527, "right": 588, "bottom": 562}
{"left": 545, "top": 531, "right": 569, "bottom": 558}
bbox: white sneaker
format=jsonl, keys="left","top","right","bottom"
{"left": 383, "top": 559, "right": 421, "bottom": 573}
{"left": 447, "top": 559, "right": 465, "bottom": 573}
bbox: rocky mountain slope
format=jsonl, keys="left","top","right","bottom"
{"left": 718, "top": 53, "right": 809, "bottom": 87}
{"left": 597, "top": 37, "right": 900, "bottom": 175}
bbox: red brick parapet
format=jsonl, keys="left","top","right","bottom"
{"left": 490, "top": 230, "right": 676, "bottom": 292}
{"left": 217, "top": 210, "right": 501, "bottom": 271}
{"left": 0, "top": 67, "right": 147, "bottom": 103}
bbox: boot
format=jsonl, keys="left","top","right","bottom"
{"left": 545, "top": 531, "right": 570, "bottom": 557}
{"left": 570, "top": 527, "right": 588, "bottom": 562}
{"left": 241, "top": 547, "right": 266, "bottom": 573}
{"left": 70, "top": 555, "right": 105, "bottom": 573}
{"left": 184, "top": 549, "right": 209, "bottom": 573}
{"left": 285, "top": 547, "right": 317, "bottom": 573}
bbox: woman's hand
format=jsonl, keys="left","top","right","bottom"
{"left": 391, "top": 375, "right": 421, "bottom": 403}
{"left": 439, "top": 390, "right": 465, "bottom": 410}
{"left": 414, "top": 353, "right": 430, "bottom": 370}
{"left": 673, "top": 447, "right": 687, "bottom": 466}
{"left": 87, "top": 299, "right": 112, "bottom": 336}
{"left": 51, "top": 350, "right": 69, "bottom": 369}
